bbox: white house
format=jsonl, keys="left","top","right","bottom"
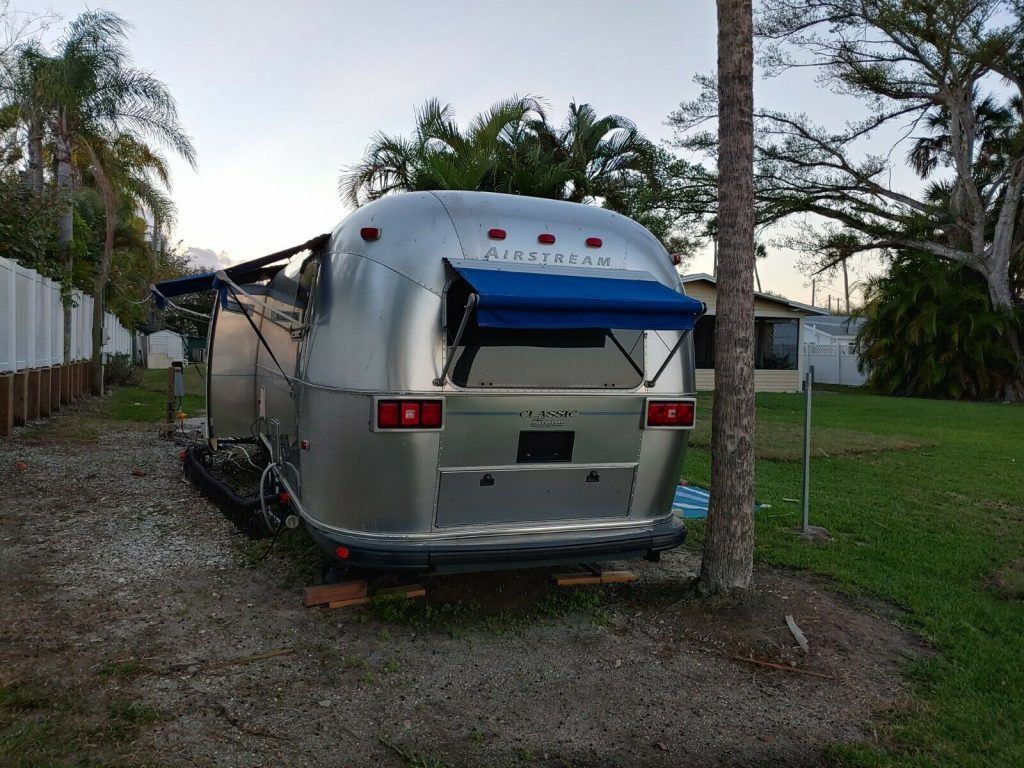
{"left": 143, "top": 330, "right": 186, "bottom": 369}
{"left": 680, "top": 273, "right": 827, "bottom": 393}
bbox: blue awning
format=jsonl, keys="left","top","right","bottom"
{"left": 447, "top": 260, "right": 705, "bottom": 331}
{"left": 151, "top": 234, "right": 329, "bottom": 308}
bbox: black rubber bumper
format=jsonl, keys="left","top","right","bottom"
{"left": 305, "top": 519, "right": 687, "bottom": 572}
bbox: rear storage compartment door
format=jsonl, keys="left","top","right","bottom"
{"left": 436, "top": 395, "right": 645, "bottom": 527}
{"left": 436, "top": 465, "right": 635, "bottom": 527}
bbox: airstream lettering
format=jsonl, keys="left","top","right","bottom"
{"left": 153, "top": 191, "right": 704, "bottom": 573}
{"left": 481, "top": 246, "right": 611, "bottom": 267}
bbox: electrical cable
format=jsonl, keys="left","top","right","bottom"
{"left": 258, "top": 462, "right": 281, "bottom": 534}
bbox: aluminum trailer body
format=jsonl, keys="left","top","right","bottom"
{"left": 188, "top": 191, "right": 703, "bottom": 572}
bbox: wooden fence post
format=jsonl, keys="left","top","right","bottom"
{"left": 60, "top": 364, "right": 70, "bottom": 404}
{"left": 26, "top": 369, "right": 40, "bottom": 421}
{"left": 12, "top": 371, "right": 27, "bottom": 426}
{"left": 39, "top": 366, "right": 51, "bottom": 417}
{"left": 0, "top": 374, "right": 12, "bottom": 437}
{"left": 49, "top": 366, "right": 60, "bottom": 413}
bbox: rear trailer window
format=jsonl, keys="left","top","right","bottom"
{"left": 445, "top": 281, "right": 644, "bottom": 389}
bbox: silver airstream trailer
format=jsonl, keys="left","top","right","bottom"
{"left": 154, "top": 191, "right": 704, "bottom": 572}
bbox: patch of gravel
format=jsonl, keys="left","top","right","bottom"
{"left": 1, "top": 410, "right": 927, "bottom": 768}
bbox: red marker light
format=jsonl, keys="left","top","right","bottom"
{"left": 400, "top": 402, "right": 421, "bottom": 426}
{"left": 335, "top": 545, "right": 350, "bottom": 559}
{"left": 488, "top": 228, "right": 506, "bottom": 240}
{"left": 538, "top": 233, "right": 556, "bottom": 244}
{"left": 671, "top": 252, "right": 683, "bottom": 266}
{"left": 360, "top": 227, "right": 381, "bottom": 241}
{"left": 377, "top": 400, "right": 399, "bottom": 427}
{"left": 420, "top": 400, "right": 442, "bottom": 427}
{"left": 278, "top": 492, "right": 290, "bottom": 504}
{"left": 646, "top": 400, "right": 696, "bottom": 427}
{"left": 585, "top": 237, "right": 602, "bottom": 248}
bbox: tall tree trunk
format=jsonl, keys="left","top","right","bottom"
{"left": 842, "top": 258, "right": 850, "bottom": 313}
{"left": 984, "top": 267, "right": 1024, "bottom": 401}
{"left": 699, "top": 0, "right": 756, "bottom": 595}
{"left": 151, "top": 213, "right": 162, "bottom": 259}
{"left": 87, "top": 145, "right": 116, "bottom": 395}
{"left": 26, "top": 116, "right": 44, "bottom": 194}
{"left": 55, "top": 118, "right": 75, "bottom": 365}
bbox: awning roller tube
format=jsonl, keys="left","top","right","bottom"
{"left": 445, "top": 259, "right": 705, "bottom": 331}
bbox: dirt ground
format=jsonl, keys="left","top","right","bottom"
{"left": 0, "top": 409, "right": 926, "bottom": 768}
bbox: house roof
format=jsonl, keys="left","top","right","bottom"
{"left": 804, "top": 314, "right": 865, "bottom": 334}
{"left": 679, "top": 273, "right": 829, "bottom": 315}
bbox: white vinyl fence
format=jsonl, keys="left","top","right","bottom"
{"left": 0, "top": 255, "right": 134, "bottom": 373}
{"left": 805, "top": 341, "right": 867, "bottom": 386}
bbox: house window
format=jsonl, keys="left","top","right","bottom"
{"left": 692, "top": 315, "right": 799, "bottom": 370}
{"left": 755, "top": 318, "right": 799, "bottom": 370}
{"left": 693, "top": 315, "right": 715, "bottom": 368}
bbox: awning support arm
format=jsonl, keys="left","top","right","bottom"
{"left": 433, "top": 294, "right": 479, "bottom": 386}
{"left": 606, "top": 331, "right": 645, "bottom": 380}
{"left": 645, "top": 330, "right": 691, "bottom": 388}
{"left": 227, "top": 284, "right": 294, "bottom": 387}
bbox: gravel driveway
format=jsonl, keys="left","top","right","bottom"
{"left": 0, "top": 408, "right": 923, "bottom": 767}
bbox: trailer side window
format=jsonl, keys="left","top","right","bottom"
{"left": 445, "top": 280, "right": 644, "bottom": 389}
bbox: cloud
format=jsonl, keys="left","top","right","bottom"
{"left": 185, "top": 247, "right": 235, "bottom": 271}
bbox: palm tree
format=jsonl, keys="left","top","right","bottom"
{"left": 530, "top": 102, "right": 657, "bottom": 203}
{"left": 3, "top": 42, "right": 49, "bottom": 194}
{"left": 340, "top": 96, "right": 556, "bottom": 206}
{"left": 340, "top": 96, "right": 657, "bottom": 208}
{"left": 35, "top": 11, "right": 195, "bottom": 365}
{"left": 83, "top": 131, "right": 176, "bottom": 392}
{"left": 699, "top": 0, "right": 757, "bottom": 595}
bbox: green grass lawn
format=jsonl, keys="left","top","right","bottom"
{"left": 683, "top": 390, "right": 1024, "bottom": 768}
{"left": 103, "top": 365, "right": 206, "bottom": 422}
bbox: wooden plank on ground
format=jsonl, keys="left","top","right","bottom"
{"left": 553, "top": 570, "right": 637, "bottom": 587}
{"left": 303, "top": 579, "right": 368, "bottom": 607}
{"left": 327, "top": 596, "right": 370, "bottom": 609}
{"left": 373, "top": 584, "right": 426, "bottom": 599}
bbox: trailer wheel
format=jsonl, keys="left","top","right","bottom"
{"left": 322, "top": 564, "right": 343, "bottom": 584}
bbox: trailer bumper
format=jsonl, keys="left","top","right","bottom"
{"left": 305, "top": 516, "right": 687, "bottom": 573}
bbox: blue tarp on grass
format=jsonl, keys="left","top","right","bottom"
{"left": 673, "top": 484, "right": 768, "bottom": 520}
{"left": 673, "top": 485, "right": 712, "bottom": 519}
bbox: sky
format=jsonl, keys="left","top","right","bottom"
{"left": 28, "top": 0, "right": 901, "bottom": 307}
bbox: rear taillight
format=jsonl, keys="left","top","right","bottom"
{"left": 646, "top": 399, "right": 695, "bottom": 428}
{"left": 421, "top": 401, "right": 442, "bottom": 427}
{"left": 376, "top": 399, "right": 443, "bottom": 430}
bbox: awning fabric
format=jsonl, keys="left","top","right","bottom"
{"left": 447, "top": 260, "right": 705, "bottom": 331}
{"left": 151, "top": 234, "right": 329, "bottom": 308}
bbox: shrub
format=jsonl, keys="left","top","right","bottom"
{"left": 105, "top": 353, "right": 142, "bottom": 387}
{"left": 856, "top": 255, "right": 1022, "bottom": 400}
